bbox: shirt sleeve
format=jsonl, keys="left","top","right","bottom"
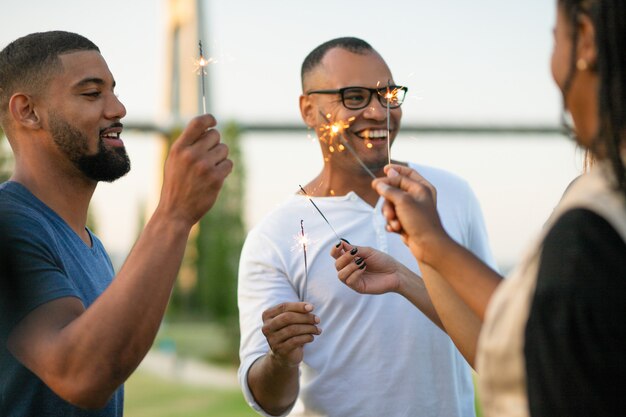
{"left": 0, "top": 210, "right": 78, "bottom": 335}
{"left": 237, "top": 228, "right": 299, "bottom": 417}
{"left": 524, "top": 208, "right": 626, "bottom": 416}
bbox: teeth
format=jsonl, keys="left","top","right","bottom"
{"left": 357, "top": 129, "right": 387, "bottom": 139}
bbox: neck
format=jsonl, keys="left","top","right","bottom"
{"left": 11, "top": 158, "right": 96, "bottom": 245}
{"left": 302, "top": 164, "right": 385, "bottom": 207}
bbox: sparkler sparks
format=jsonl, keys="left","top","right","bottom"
{"left": 317, "top": 113, "right": 354, "bottom": 153}
{"left": 318, "top": 112, "right": 376, "bottom": 179}
{"left": 195, "top": 40, "right": 215, "bottom": 114}
{"left": 377, "top": 80, "right": 403, "bottom": 165}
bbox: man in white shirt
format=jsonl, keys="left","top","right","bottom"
{"left": 238, "top": 36, "right": 495, "bottom": 417}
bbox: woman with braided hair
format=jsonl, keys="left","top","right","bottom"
{"left": 332, "top": 1, "right": 626, "bottom": 415}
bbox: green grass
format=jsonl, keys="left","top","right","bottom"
{"left": 154, "top": 320, "right": 240, "bottom": 365}
{"left": 141, "top": 320, "right": 485, "bottom": 417}
{"left": 124, "top": 370, "right": 257, "bottom": 417}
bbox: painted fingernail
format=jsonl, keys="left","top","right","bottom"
{"left": 335, "top": 242, "right": 341, "bottom": 248}
{"left": 355, "top": 257, "right": 364, "bottom": 265}
{"left": 359, "top": 262, "right": 366, "bottom": 270}
{"left": 350, "top": 247, "right": 358, "bottom": 255}
{"left": 340, "top": 238, "right": 351, "bottom": 244}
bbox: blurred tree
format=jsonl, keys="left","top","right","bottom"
{"left": 194, "top": 121, "right": 245, "bottom": 321}
{"left": 167, "top": 121, "right": 245, "bottom": 324}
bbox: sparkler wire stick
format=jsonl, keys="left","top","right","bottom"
{"left": 300, "top": 220, "right": 308, "bottom": 301}
{"left": 386, "top": 79, "right": 391, "bottom": 165}
{"left": 198, "top": 41, "right": 208, "bottom": 114}
{"left": 337, "top": 135, "right": 377, "bottom": 180}
{"left": 299, "top": 185, "right": 341, "bottom": 242}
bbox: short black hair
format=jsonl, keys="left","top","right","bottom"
{"left": 301, "top": 37, "right": 374, "bottom": 87}
{"left": 0, "top": 31, "right": 99, "bottom": 125}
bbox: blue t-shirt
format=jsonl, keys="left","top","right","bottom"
{"left": 0, "top": 181, "right": 123, "bottom": 417}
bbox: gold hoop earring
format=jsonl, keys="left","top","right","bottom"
{"left": 576, "top": 58, "right": 588, "bottom": 71}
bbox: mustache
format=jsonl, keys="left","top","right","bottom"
{"left": 99, "top": 122, "right": 124, "bottom": 135}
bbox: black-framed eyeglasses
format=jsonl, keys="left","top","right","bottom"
{"left": 306, "top": 85, "right": 408, "bottom": 110}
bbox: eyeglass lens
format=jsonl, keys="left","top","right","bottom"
{"left": 342, "top": 87, "right": 406, "bottom": 110}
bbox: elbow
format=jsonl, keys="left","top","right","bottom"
{"left": 48, "top": 367, "right": 124, "bottom": 409}
{"left": 54, "top": 384, "right": 117, "bottom": 410}
{"left": 67, "top": 393, "right": 114, "bottom": 410}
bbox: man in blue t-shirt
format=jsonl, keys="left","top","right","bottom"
{"left": 0, "top": 31, "right": 233, "bottom": 416}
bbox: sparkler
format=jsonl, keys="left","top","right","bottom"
{"left": 377, "top": 80, "right": 403, "bottom": 166}
{"left": 318, "top": 112, "right": 376, "bottom": 179}
{"left": 197, "top": 40, "right": 210, "bottom": 114}
{"left": 298, "top": 220, "right": 309, "bottom": 300}
{"left": 385, "top": 79, "right": 392, "bottom": 165}
{"left": 317, "top": 112, "right": 354, "bottom": 153}
{"left": 299, "top": 184, "right": 341, "bottom": 242}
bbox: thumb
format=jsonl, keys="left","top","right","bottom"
{"left": 373, "top": 178, "right": 404, "bottom": 204}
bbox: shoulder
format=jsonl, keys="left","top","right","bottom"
{"left": 543, "top": 208, "right": 625, "bottom": 257}
{"left": 241, "top": 195, "right": 304, "bottom": 253}
{"left": 406, "top": 162, "right": 473, "bottom": 196}
{"left": 0, "top": 184, "right": 54, "bottom": 238}
{"left": 539, "top": 208, "right": 626, "bottom": 292}
{"left": 246, "top": 194, "right": 309, "bottom": 235}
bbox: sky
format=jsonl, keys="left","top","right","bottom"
{"left": 1, "top": 0, "right": 577, "bottom": 270}
{"left": 1, "top": 0, "right": 559, "bottom": 124}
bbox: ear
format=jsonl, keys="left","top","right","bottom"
{"left": 9, "top": 93, "right": 42, "bottom": 130}
{"left": 299, "top": 94, "right": 317, "bottom": 128}
{"left": 577, "top": 13, "right": 597, "bottom": 70}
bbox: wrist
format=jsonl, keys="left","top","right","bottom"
{"left": 150, "top": 204, "right": 195, "bottom": 236}
{"left": 407, "top": 231, "right": 452, "bottom": 267}
{"left": 268, "top": 350, "right": 299, "bottom": 369}
{"left": 394, "top": 261, "right": 416, "bottom": 296}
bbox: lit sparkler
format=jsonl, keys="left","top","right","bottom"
{"left": 318, "top": 112, "right": 376, "bottom": 179}
{"left": 377, "top": 80, "right": 403, "bottom": 165}
{"left": 299, "top": 184, "right": 341, "bottom": 241}
{"left": 317, "top": 112, "right": 354, "bottom": 153}
{"left": 196, "top": 40, "right": 212, "bottom": 114}
{"left": 298, "top": 220, "right": 309, "bottom": 300}
{"left": 385, "top": 80, "right": 392, "bottom": 165}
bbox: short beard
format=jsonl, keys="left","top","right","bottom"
{"left": 49, "top": 113, "right": 130, "bottom": 182}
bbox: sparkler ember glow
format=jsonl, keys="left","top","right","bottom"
{"left": 299, "top": 184, "right": 341, "bottom": 241}
{"left": 377, "top": 79, "right": 403, "bottom": 166}
{"left": 318, "top": 113, "right": 354, "bottom": 152}
{"left": 318, "top": 112, "right": 376, "bottom": 179}
{"left": 197, "top": 40, "right": 210, "bottom": 114}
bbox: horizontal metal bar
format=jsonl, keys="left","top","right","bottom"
{"left": 123, "top": 121, "right": 564, "bottom": 137}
